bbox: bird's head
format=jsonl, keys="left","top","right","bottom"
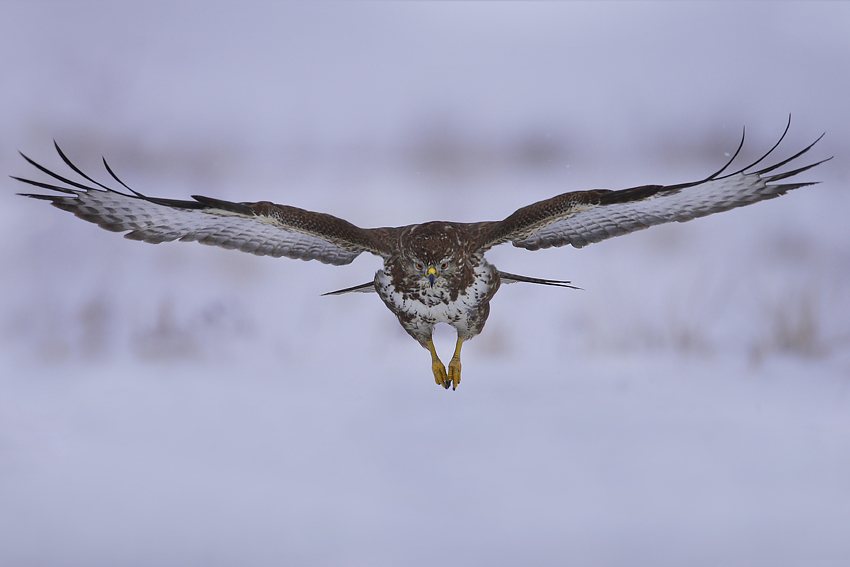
{"left": 411, "top": 258, "right": 455, "bottom": 288}
{"left": 398, "top": 221, "right": 466, "bottom": 289}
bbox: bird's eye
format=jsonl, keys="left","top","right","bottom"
{"left": 415, "top": 262, "right": 423, "bottom": 271}
{"left": 440, "top": 262, "right": 449, "bottom": 270}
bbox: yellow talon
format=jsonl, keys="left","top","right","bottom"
{"left": 426, "top": 339, "right": 449, "bottom": 388}
{"left": 432, "top": 359, "right": 448, "bottom": 388}
{"left": 448, "top": 357, "right": 461, "bottom": 390}
{"left": 447, "top": 337, "right": 463, "bottom": 390}
{"left": 425, "top": 337, "right": 464, "bottom": 390}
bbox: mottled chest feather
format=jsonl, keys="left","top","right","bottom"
{"left": 375, "top": 249, "right": 500, "bottom": 342}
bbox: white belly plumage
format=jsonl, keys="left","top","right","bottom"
{"left": 375, "top": 261, "right": 497, "bottom": 340}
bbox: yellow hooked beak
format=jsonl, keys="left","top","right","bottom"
{"left": 426, "top": 266, "right": 437, "bottom": 287}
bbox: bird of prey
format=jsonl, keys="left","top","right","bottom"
{"left": 13, "top": 119, "right": 828, "bottom": 390}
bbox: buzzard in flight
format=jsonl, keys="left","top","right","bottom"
{"left": 13, "top": 120, "right": 828, "bottom": 390}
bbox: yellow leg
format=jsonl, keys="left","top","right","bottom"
{"left": 426, "top": 339, "right": 449, "bottom": 389}
{"left": 447, "top": 337, "right": 463, "bottom": 390}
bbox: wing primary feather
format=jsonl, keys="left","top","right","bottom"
{"left": 15, "top": 192, "right": 59, "bottom": 201}
{"left": 651, "top": 125, "right": 749, "bottom": 194}
{"left": 702, "top": 126, "right": 746, "bottom": 181}
{"left": 101, "top": 154, "right": 146, "bottom": 197}
{"left": 16, "top": 151, "right": 94, "bottom": 193}
{"left": 759, "top": 156, "right": 832, "bottom": 183}
{"left": 12, "top": 175, "right": 78, "bottom": 195}
{"left": 53, "top": 141, "right": 115, "bottom": 193}
{"left": 727, "top": 114, "right": 791, "bottom": 176}
{"left": 745, "top": 132, "right": 826, "bottom": 177}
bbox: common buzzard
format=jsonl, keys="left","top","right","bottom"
{"left": 13, "top": 119, "right": 828, "bottom": 390}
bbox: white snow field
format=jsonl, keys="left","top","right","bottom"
{"left": 1, "top": 3, "right": 849, "bottom": 566}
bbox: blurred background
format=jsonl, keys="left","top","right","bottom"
{"left": 1, "top": 2, "right": 849, "bottom": 565}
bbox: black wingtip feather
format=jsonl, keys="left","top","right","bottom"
{"left": 17, "top": 193, "right": 59, "bottom": 201}
{"left": 728, "top": 114, "right": 792, "bottom": 176}
{"left": 17, "top": 150, "right": 98, "bottom": 193}
{"left": 10, "top": 175, "right": 78, "bottom": 194}
{"left": 765, "top": 156, "right": 832, "bottom": 183}
{"left": 752, "top": 132, "right": 826, "bottom": 177}
{"left": 101, "top": 155, "right": 144, "bottom": 196}
{"left": 52, "top": 141, "right": 111, "bottom": 191}
{"left": 704, "top": 125, "right": 747, "bottom": 181}
{"left": 16, "top": 144, "right": 258, "bottom": 213}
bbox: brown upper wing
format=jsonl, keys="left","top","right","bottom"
{"left": 14, "top": 143, "right": 392, "bottom": 266}
{"left": 476, "top": 121, "right": 829, "bottom": 252}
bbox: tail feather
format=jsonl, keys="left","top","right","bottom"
{"left": 322, "top": 281, "right": 376, "bottom": 296}
{"left": 498, "top": 271, "right": 581, "bottom": 290}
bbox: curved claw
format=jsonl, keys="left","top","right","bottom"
{"left": 432, "top": 359, "right": 449, "bottom": 389}
{"left": 426, "top": 339, "right": 450, "bottom": 389}
{"left": 426, "top": 337, "right": 464, "bottom": 391}
{"left": 448, "top": 357, "right": 461, "bottom": 390}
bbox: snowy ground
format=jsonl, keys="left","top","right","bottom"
{"left": 1, "top": 3, "right": 849, "bottom": 566}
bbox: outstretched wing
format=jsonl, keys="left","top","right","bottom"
{"left": 477, "top": 119, "right": 830, "bottom": 252}
{"left": 13, "top": 143, "right": 391, "bottom": 265}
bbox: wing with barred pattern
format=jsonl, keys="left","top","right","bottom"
{"left": 13, "top": 143, "right": 391, "bottom": 266}
{"left": 478, "top": 119, "right": 829, "bottom": 252}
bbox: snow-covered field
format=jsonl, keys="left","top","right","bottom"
{"left": 1, "top": 3, "right": 849, "bottom": 565}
